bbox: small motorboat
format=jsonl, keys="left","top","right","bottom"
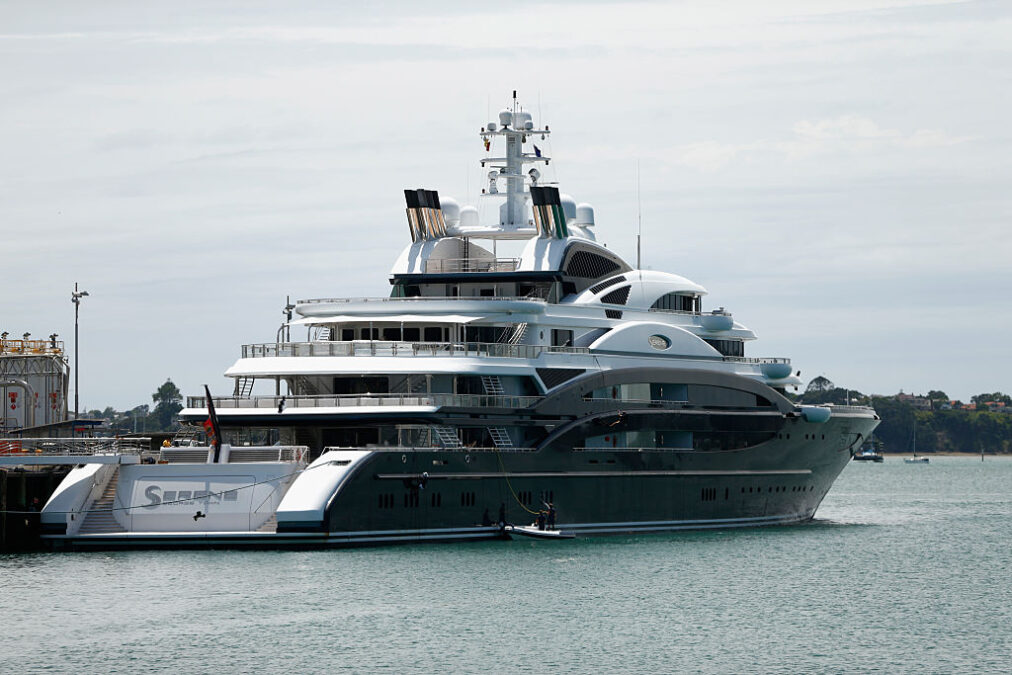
{"left": 506, "top": 524, "right": 575, "bottom": 539}
{"left": 904, "top": 456, "right": 929, "bottom": 464}
{"left": 853, "top": 447, "right": 884, "bottom": 462}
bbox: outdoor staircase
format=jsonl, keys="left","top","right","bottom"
{"left": 487, "top": 426, "right": 514, "bottom": 448}
{"left": 432, "top": 425, "right": 462, "bottom": 448}
{"left": 256, "top": 514, "right": 277, "bottom": 533}
{"left": 234, "top": 377, "right": 255, "bottom": 397}
{"left": 78, "top": 470, "right": 127, "bottom": 535}
{"left": 481, "top": 375, "right": 505, "bottom": 395}
{"left": 508, "top": 323, "right": 528, "bottom": 345}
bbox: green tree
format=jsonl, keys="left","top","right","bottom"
{"left": 805, "top": 376, "right": 834, "bottom": 394}
{"left": 151, "top": 379, "right": 183, "bottom": 431}
{"left": 926, "top": 390, "right": 948, "bottom": 410}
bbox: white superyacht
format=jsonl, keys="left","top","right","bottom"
{"left": 41, "top": 98, "right": 879, "bottom": 548}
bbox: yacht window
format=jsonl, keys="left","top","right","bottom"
{"left": 703, "top": 339, "right": 744, "bottom": 357}
{"left": 341, "top": 329, "right": 354, "bottom": 341}
{"left": 651, "top": 293, "right": 696, "bottom": 312}
{"left": 382, "top": 328, "right": 401, "bottom": 341}
{"left": 361, "top": 328, "right": 379, "bottom": 340}
{"left": 551, "top": 329, "right": 574, "bottom": 347}
{"left": 423, "top": 327, "right": 443, "bottom": 342}
{"left": 403, "top": 327, "right": 420, "bottom": 342}
{"left": 479, "top": 288, "right": 495, "bottom": 297}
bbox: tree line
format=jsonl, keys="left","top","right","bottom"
{"left": 86, "top": 379, "right": 183, "bottom": 433}
{"left": 797, "top": 377, "right": 1011, "bottom": 453}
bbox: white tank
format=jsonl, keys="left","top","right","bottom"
{"left": 499, "top": 110, "right": 513, "bottom": 128}
{"left": 440, "top": 197, "right": 461, "bottom": 227}
{"left": 459, "top": 205, "right": 479, "bottom": 229}
{"left": 560, "top": 193, "right": 577, "bottom": 223}
{"left": 576, "top": 202, "right": 595, "bottom": 227}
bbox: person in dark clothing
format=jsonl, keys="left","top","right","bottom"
{"left": 536, "top": 510, "right": 546, "bottom": 530}
{"left": 498, "top": 503, "right": 506, "bottom": 528}
{"left": 481, "top": 508, "right": 492, "bottom": 526}
{"left": 546, "top": 503, "right": 556, "bottom": 530}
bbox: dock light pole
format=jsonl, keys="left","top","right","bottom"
{"left": 71, "top": 283, "right": 89, "bottom": 422}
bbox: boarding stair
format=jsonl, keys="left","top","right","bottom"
{"left": 256, "top": 515, "right": 278, "bottom": 533}
{"left": 78, "top": 470, "right": 127, "bottom": 535}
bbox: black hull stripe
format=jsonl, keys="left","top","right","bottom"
{"left": 42, "top": 511, "right": 816, "bottom": 548}
{"left": 376, "top": 469, "right": 812, "bottom": 480}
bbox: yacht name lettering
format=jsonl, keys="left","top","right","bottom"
{"left": 143, "top": 486, "right": 239, "bottom": 508}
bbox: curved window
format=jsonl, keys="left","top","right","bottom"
{"left": 651, "top": 293, "right": 699, "bottom": 312}
{"left": 703, "top": 339, "right": 744, "bottom": 357}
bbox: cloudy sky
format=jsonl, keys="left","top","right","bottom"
{"left": 2, "top": 0, "right": 1009, "bottom": 410}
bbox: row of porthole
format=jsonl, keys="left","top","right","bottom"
{"left": 741, "top": 485, "right": 814, "bottom": 494}
{"left": 777, "top": 433, "right": 827, "bottom": 440}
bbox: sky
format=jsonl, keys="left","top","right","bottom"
{"left": 1, "top": 0, "right": 1009, "bottom": 410}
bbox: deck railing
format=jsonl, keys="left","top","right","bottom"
{"left": 323, "top": 445, "right": 538, "bottom": 454}
{"left": 297, "top": 295, "right": 547, "bottom": 305}
{"left": 722, "top": 356, "right": 791, "bottom": 365}
{"left": 240, "top": 341, "right": 589, "bottom": 360}
{"left": 422, "top": 258, "right": 520, "bottom": 273}
{"left": 186, "top": 393, "right": 544, "bottom": 411}
{"left": 0, "top": 437, "right": 149, "bottom": 456}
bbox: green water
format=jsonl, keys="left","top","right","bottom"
{"left": 2, "top": 456, "right": 1009, "bottom": 673}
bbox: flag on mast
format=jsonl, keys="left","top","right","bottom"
{"left": 203, "top": 384, "right": 223, "bottom": 462}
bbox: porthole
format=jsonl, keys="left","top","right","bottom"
{"left": 464, "top": 454, "right": 471, "bottom": 464}
{"left": 648, "top": 334, "right": 671, "bottom": 351}
{"left": 401, "top": 454, "right": 407, "bottom": 463}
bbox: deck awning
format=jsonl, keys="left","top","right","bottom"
{"left": 289, "top": 314, "right": 486, "bottom": 326}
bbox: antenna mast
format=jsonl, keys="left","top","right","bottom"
{"left": 637, "top": 160, "right": 642, "bottom": 270}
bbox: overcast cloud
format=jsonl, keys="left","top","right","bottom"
{"left": 1, "top": 0, "right": 1009, "bottom": 409}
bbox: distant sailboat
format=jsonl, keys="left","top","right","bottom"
{"left": 904, "top": 418, "right": 929, "bottom": 464}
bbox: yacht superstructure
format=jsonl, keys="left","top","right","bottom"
{"left": 41, "top": 97, "right": 879, "bottom": 548}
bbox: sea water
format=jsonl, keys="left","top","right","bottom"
{"left": 2, "top": 456, "right": 1009, "bottom": 673}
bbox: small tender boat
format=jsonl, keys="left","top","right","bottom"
{"left": 506, "top": 524, "right": 575, "bottom": 539}
{"left": 853, "top": 446, "right": 884, "bottom": 462}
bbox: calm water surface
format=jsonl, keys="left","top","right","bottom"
{"left": 2, "top": 456, "right": 1010, "bottom": 673}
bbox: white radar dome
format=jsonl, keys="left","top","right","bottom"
{"left": 514, "top": 111, "right": 532, "bottom": 130}
{"left": 498, "top": 110, "right": 513, "bottom": 127}
{"left": 575, "top": 203, "right": 595, "bottom": 226}
{"left": 487, "top": 122, "right": 497, "bottom": 132}
{"left": 459, "top": 205, "right": 479, "bottom": 229}
{"left": 440, "top": 197, "right": 460, "bottom": 227}
{"left": 560, "top": 193, "right": 577, "bottom": 223}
